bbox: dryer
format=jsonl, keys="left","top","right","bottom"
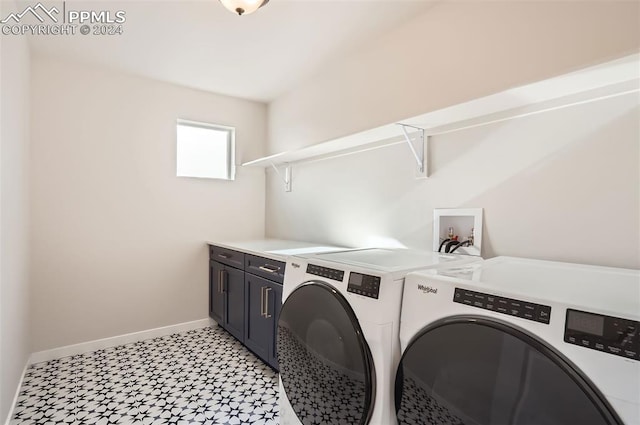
{"left": 396, "top": 256, "right": 639, "bottom": 425}
{"left": 277, "top": 248, "right": 482, "bottom": 425}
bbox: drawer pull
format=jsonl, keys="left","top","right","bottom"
{"left": 218, "top": 253, "right": 231, "bottom": 259}
{"left": 259, "top": 265, "right": 279, "bottom": 273}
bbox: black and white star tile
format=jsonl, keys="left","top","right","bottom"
{"left": 10, "top": 326, "right": 279, "bottom": 425}
{"left": 277, "top": 326, "right": 367, "bottom": 425}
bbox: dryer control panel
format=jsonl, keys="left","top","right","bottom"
{"left": 306, "top": 264, "right": 344, "bottom": 282}
{"left": 564, "top": 309, "right": 639, "bottom": 361}
{"left": 453, "top": 288, "right": 551, "bottom": 324}
{"left": 347, "top": 272, "right": 380, "bottom": 299}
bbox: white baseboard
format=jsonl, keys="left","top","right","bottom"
{"left": 29, "top": 318, "right": 214, "bottom": 365}
{"left": 4, "top": 360, "right": 29, "bottom": 425}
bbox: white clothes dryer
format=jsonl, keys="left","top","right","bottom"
{"left": 277, "top": 248, "right": 482, "bottom": 425}
{"left": 396, "top": 256, "right": 639, "bottom": 425}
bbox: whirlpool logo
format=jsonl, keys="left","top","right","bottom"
{"left": 418, "top": 284, "right": 438, "bottom": 295}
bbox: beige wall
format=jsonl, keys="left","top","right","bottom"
{"left": 266, "top": 91, "right": 640, "bottom": 269}
{"left": 0, "top": 0, "right": 31, "bottom": 419}
{"left": 29, "top": 55, "right": 267, "bottom": 352}
{"left": 265, "top": 0, "right": 640, "bottom": 269}
{"left": 268, "top": 1, "right": 640, "bottom": 154}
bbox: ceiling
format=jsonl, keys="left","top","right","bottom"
{"left": 26, "top": 0, "right": 436, "bottom": 102}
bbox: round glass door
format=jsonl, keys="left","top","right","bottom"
{"left": 395, "top": 317, "right": 622, "bottom": 425}
{"left": 278, "top": 281, "right": 375, "bottom": 425}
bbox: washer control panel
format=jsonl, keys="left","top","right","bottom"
{"left": 564, "top": 309, "right": 639, "bottom": 361}
{"left": 453, "top": 288, "right": 552, "bottom": 324}
{"left": 306, "top": 264, "right": 344, "bottom": 282}
{"left": 347, "top": 272, "right": 381, "bottom": 299}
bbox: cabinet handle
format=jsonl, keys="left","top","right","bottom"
{"left": 259, "top": 265, "right": 280, "bottom": 274}
{"left": 264, "top": 287, "right": 272, "bottom": 318}
{"left": 258, "top": 264, "right": 280, "bottom": 273}
{"left": 220, "top": 270, "right": 227, "bottom": 294}
{"left": 218, "top": 270, "right": 223, "bottom": 293}
{"left": 260, "top": 286, "right": 266, "bottom": 317}
{"left": 218, "top": 253, "right": 231, "bottom": 259}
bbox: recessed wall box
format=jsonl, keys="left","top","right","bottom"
{"left": 433, "top": 208, "right": 483, "bottom": 256}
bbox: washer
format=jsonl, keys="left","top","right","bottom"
{"left": 277, "top": 248, "right": 482, "bottom": 425}
{"left": 396, "top": 256, "right": 639, "bottom": 425}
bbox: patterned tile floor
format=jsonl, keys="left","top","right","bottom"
{"left": 10, "top": 326, "right": 279, "bottom": 425}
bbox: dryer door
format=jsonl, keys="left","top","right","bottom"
{"left": 395, "top": 317, "right": 622, "bottom": 425}
{"left": 278, "top": 281, "right": 375, "bottom": 425}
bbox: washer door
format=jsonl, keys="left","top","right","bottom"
{"left": 278, "top": 281, "right": 376, "bottom": 425}
{"left": 395, "top": 317, "right": 622, "bottom": 425}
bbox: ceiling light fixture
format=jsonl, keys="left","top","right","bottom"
{"left": 219, "top": 0, "right": 269, "bottom": 16}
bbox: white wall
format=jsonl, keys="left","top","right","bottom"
{"left": 0, "top": 0, "right": 31, "bottom": 419}
{"left": 268, "top": 1, "right": 640, "bottom": 154}
{"left": 266, "top": 92, "right": 640, "bottom": 269}
{"left": 29, "top": 55, "right": 267, "bottom": 352}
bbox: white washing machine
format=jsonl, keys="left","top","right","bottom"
{"left": 397, "top": 256, "right": 639, "bottom": 425}
{"left": 277, "top": 248, "right": 482, "bottom": 425}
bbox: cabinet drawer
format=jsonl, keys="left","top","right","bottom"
{"left": 210, "top": 245, "right": 245, "bottom": 269}
{"left": 245, "top": 254, "right": 285, "bottom": 284}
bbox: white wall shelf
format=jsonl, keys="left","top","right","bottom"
{"left": 243, "top": 54, "right": 639, "bottom": 191}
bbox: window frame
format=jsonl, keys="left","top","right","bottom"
{"left": 176, "top": 119, "right": 236, "bottom": 181}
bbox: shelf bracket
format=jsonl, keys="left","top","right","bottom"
{"left": 397, "top": 123, "right": 427, "bottom": 178}
{"left": 270, "top": 163, "right": 292, "bottom": 192}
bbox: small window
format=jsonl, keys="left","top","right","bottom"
{"left": 176, "top": 119, "right": 235, "bottom": 180}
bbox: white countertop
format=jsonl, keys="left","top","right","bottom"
{"left": 207, "top": 238, "right": 347, "bottom": 262}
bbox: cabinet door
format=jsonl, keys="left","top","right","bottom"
{"left": 267, "top": 282, "right": 283, "bottom": 371}
{"left": 244, "top": 274, "right": 272, "bottom": 364}
{"left": 209, "top": 260, "right": 224, "bottom": 324}
{"left": 223, "top": 265, "right": 245, "bottom": 343}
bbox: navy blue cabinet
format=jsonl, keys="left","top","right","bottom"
{"left": 244, "top": 254, "right": 285, "bottom": 370}
{"left": 223, "top": 265, "right": 245, "bottom": 342}
{"left": 209, "top": 246, "right": 246, "bottom": 343}
{"left": 209, "top": 260, "right": 225, "bottom": 324}
{"left": 208, "top": 245, "right": 285, "bottom": 370}
{"left": 245, "top": 274, "right": 283, "bottom": 370}
{"left": 269, "top": 283, "right": 283, "bottom": 368}
{"left": 245, "top": 275, "right": 272, "bottom": 362}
